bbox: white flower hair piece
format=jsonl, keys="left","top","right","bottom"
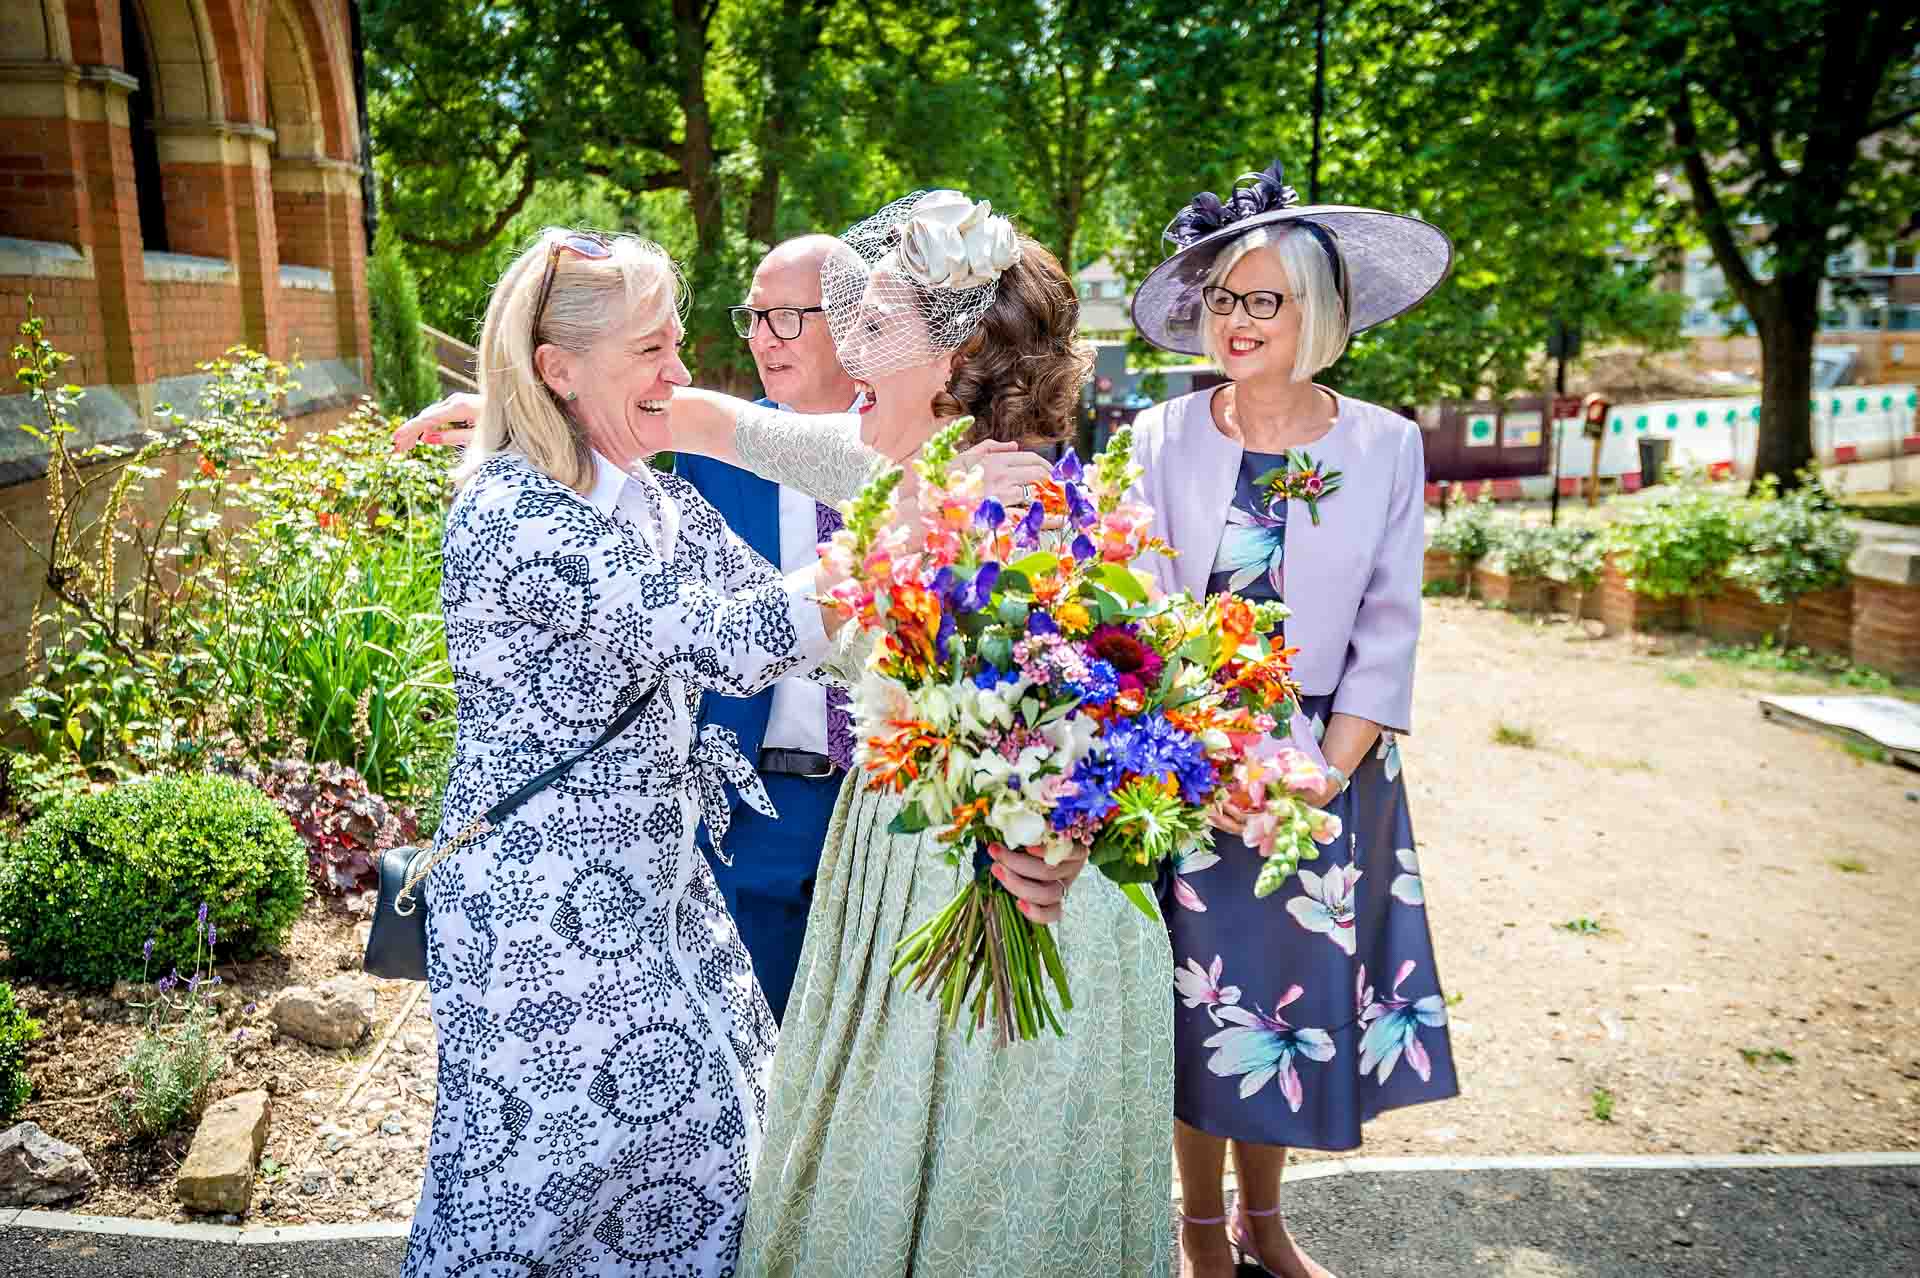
{"left": 822, "top": 189, "right": 1028, "bottom": 383}
{"left": 894, "top": 191, "right": 1022, "bottom": 291}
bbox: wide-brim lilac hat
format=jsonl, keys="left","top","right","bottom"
{"left": 1130, "top": 162, "right": 1453, "bottom": 355}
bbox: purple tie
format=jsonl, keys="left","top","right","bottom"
{"left": 816, "top": 501, "right": 855, "bottom": 770}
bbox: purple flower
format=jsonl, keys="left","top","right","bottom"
{"left": 196, "top": 902, "right": 209, "bottom": 926}
{"left": 207, "top": 922, "right": 217, "bottom": 947}
{"left": 1071, "top": 533, "right": 1096, "bottom": 562}
{"left": 1104, "top": 712, "right": 1216, "bottom": 803}
{"left": 974, "top": 498, "right": 1006, "bottom": 531}
{"left": 933, "top": 562, "right": 999, "bottom": 615}
{"left": 157, "top": 970, "right": 179, "bottom": 995}
{"left": 143, "top": 938, "right": 155, "bottom": 962}
{"left": 1052, "top": 449, "right": 1084, "bottom": 483}
{"left": 1027, "top": 610, "right": 1059, "bottom": 637}
{"left": 1012, "top": 500, "right": 1045, "bottom": 547}
{"left": 1065, "top": 482, "right": 1095, "bottom": 529}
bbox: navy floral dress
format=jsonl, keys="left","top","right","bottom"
{"left": 1159, "top": 449, "right": 1457, "bottom": 1150}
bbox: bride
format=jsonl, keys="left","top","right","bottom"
{"left": 401, "top": 190, "right": 1172, "bottom": 1276}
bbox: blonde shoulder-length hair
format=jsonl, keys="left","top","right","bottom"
{"left": 455, "top": 229, "right": 687, "bottom": 494}
{"left": 1203, "top": 224, "right": 1350, "bottom": 383}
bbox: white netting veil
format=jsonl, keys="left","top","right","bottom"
{"left": 822, "top": 189, "right": 1024, "bottom": 382}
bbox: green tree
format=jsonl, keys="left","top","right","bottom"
{"left": 367, "top": 223, "right": 440, "bottom": 416}
{"left": 1524, "top": 0, "right": 1920, "bottom": 489}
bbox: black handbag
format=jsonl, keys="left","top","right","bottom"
{"left": 364, "top": 686, "right": 657, "bottom": 980}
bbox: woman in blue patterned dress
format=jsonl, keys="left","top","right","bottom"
{"left": 1129, "top": 165, "right": 1459, "bottom": 1278}
{"left": 400, "top": 231, "right": 856, "bottom": 1278}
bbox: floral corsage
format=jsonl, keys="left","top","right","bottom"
{"left": 1254, "top": 449, "right": 1343, "bottom": 526}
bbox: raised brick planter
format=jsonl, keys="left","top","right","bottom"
{"left": 1848, "top": 542, "right": 1920, "bottom": 681}
{"left": 1696, "top": 585, "right": 1854, "bottom": 656}
{"left": 1423, "top": 547, "right": 1464, "bottom": 589}
{"left": 1597, "top": 559, "right": 1685, "bottom": 634}
{"left": 1471, "top": 562, "right": 1551, "bottom": 612}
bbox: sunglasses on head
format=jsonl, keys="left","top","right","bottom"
{"left": 531, "top": 232, "right": 614, "bottom": 344}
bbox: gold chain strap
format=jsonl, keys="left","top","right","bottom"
{"left": 393, "top": 815, "right": 495, "bottom": 916}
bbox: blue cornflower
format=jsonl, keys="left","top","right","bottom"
{"left": 1064, "top": 657, "right": 1120, "bottom": 708}
{"left": 1104, "top": 712, "right": 1218, "bottom": 803}
{"left": 1051, "top": 752, "right": 1120, "bottom": 830}
{"left": 973, "top": 665, "right": 1020, "bottom": 691}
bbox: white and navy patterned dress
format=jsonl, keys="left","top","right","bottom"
{"left": 402, "top": 450, "right": 827, "bottom": 1278}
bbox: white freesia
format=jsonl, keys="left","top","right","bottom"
{"left": 1039, "top": 711, "right": 1100, "bottom": 770}
{"left": 896, "top": 190, "right": 1021, "bottom": 290}
{"left": 989, "top": 791, "right": 1050, "bottom": 849}
{"left": 920, "top": 684, "right": 958, "bottom": 731}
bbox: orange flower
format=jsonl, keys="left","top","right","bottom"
{"left": 1034, "top": 477, "right": 1069, "bottom": 516}
{"left": 1214, "top": 594, "right": 1257, "bottom": 656}
{"left": 938, "top": 796, "right": 992, "bottom": 844}
{"left": 1055, "top": 600, "right": 1091, "bottom": 633}
{"left": 864, "top": 718, "right": 942, "bottom": 791}
{"left": 197, "top": 456, "right": 217, "bottom": 478}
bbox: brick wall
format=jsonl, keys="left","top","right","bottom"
{"left": 145, "top": 280, "right": 246, "bottom": 378}
{"left": 1696, "top": 585, "right": 1854, "bottom": 656}
{"left": 0, "top": 275, "right": 111, "bottom": 385}
{"left": 1851, "top": 578, "right": 1920, "bottom": 678}
{"left": 281, "top": 285, "right": 339, "bottom": 360}
{"left": 1596, "top": 560, "right": 1685, "bottom": 634}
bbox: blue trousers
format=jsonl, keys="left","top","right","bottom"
{"left": 708, "top": 770, "right": 839, "bottom": 1023}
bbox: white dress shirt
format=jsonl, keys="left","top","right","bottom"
{"left": 757, "top": 394, "right": 860, "bottom": 756}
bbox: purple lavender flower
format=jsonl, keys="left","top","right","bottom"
{"left": 157, "top": 971, "right": 179, "bottom": 995}
{"left": 207, "top": 922, "right": 217, "bottom": 947}
{"left": 197, "top": 902, "right": 209, "bottom": 926}
{"left": 143, "top": 938, "right": 155, "bottom": 962}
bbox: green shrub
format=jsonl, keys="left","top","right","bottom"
{"left": 1541, "top": 525, "right": 1606, "bottom": 593}
{"left": 0, "top": 981, "right": 40, "bottom": 1122}
{"left": 1491, "top": 521, "right": 1557, "bottom": 580}
{"left": 1729, "top": 472, "right": 1858, "bottom": 644}
{"left": 0, "top": 775, "right": 307, "bottom": 987}
{"left": 1432, "top": 495, "right": 1499, "bottom": 596}
{"left": 368, "top": 223, "right": 441, "bottom": 418}
{"left": 1603, "top": 484, "right": 1744, "bottom": 611}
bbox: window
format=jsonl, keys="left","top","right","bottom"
{"left": 122, "top": 0, "right": 168, "bottom": 251}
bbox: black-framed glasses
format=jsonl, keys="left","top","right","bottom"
{"left": 1202, "top": 284, "right": 1287, "bottom": 320}
{"left": 730, "top": 305, "right": 826, "bottom": 340}
{"left": 531, "top": 232, "right": 614, "bottom": 343}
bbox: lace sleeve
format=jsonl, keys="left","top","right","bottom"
{"left": 733, "top": 403, "right": 888, "bottom": 505}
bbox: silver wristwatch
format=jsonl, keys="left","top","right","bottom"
{"left": 1323, "top": 764, "right": 1351, "bottom": 795}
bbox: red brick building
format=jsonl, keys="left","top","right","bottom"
{"left": 0, "top": 0, "right": 371, "bottom": 481}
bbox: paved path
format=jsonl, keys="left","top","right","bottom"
{"left": 6, "top": 1158, "right": 1916, "bottom": 1276}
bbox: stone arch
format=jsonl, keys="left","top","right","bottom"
{"left": 262, "top": 0, "right": 321, "bottom": 156}
{"left": 0, "top": 0, "right": 76, "bottom": 62}
{"left": 279, "top": 0, "right": 355, "bottom": 161}
{"left": 127, "top": 0, "right": 225, "bottom": 123}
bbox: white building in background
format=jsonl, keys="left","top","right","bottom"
{"left": 1076, "top": 257, "right": 1133, "bottom": 337}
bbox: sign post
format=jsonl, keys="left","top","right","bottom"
{"left": 1546, "top": 321, "right": 1582, "bottom": 526}
{"left": 1582, "top": 394, "right": 1610, "bottom": 508}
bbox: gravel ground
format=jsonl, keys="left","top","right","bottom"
{"left": 1303, "top": 598, "right": 1920, "bottom": 1166}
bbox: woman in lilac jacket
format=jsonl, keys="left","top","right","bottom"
{"left": 1129, "top": 164, "right": 1459, "bottom": 1278}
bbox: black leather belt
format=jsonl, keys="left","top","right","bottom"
{"left": 759, "top": 748, "right": 840, "bottom": 779}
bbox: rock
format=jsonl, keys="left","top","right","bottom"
{"left": 175, "top": 1089, "right": 271, "bottom": 1215}
{"left": 271, "top": 978, "right": 373, "bottom": 1049}
{"left": 299, "top": 1166, "right": 332, "bottom": 1197}
{"left": 379, "top": 1115, "right": 405, "bottom": 1136}
{"left": 110, "top": 979, "right": 139, "bottom": 1003}
{"left": 0, "top": 1122, "right": 99, "bottom": 1207}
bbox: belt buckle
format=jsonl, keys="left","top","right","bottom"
{"left": 801, "top": 755, "right": 836, "bottom": 780}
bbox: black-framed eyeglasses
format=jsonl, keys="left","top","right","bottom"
{"left": 1202, "top": 285, "right": 1287, "bottom": 320}
{"left": 730, "top": 305, "right": 826, "bottom": 340}
{"left": 532, "top": 232, "right": 614, "bottom": 344}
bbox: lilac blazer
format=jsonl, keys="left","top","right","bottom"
{"left": 1130, "top": 387, "right": 1425, "bottom": 734}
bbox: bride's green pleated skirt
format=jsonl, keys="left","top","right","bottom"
{"left": 739, "top": 779, "right": 1174, "bottom": 1277}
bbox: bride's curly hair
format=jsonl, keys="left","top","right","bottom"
{"left": 933, "top": 236, "right": 1094, "bottom": 447}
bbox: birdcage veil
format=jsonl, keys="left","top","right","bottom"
{"left": 822, "top": 189, "right": 1025, "bottom": 382}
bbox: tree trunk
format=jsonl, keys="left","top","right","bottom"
{"left": 673, "top": 0, "right": 723, "bottom": 257}
{"left": 1750, "top": 273, "right": 1820, "bottom": 491}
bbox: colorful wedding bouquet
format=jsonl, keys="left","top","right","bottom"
{"left": 820, "top": 418, "right": 1342, "bottom": 1044}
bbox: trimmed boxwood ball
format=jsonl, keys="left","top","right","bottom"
{"left": 0, "top": 774, "right": 308, "bottom": 988}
